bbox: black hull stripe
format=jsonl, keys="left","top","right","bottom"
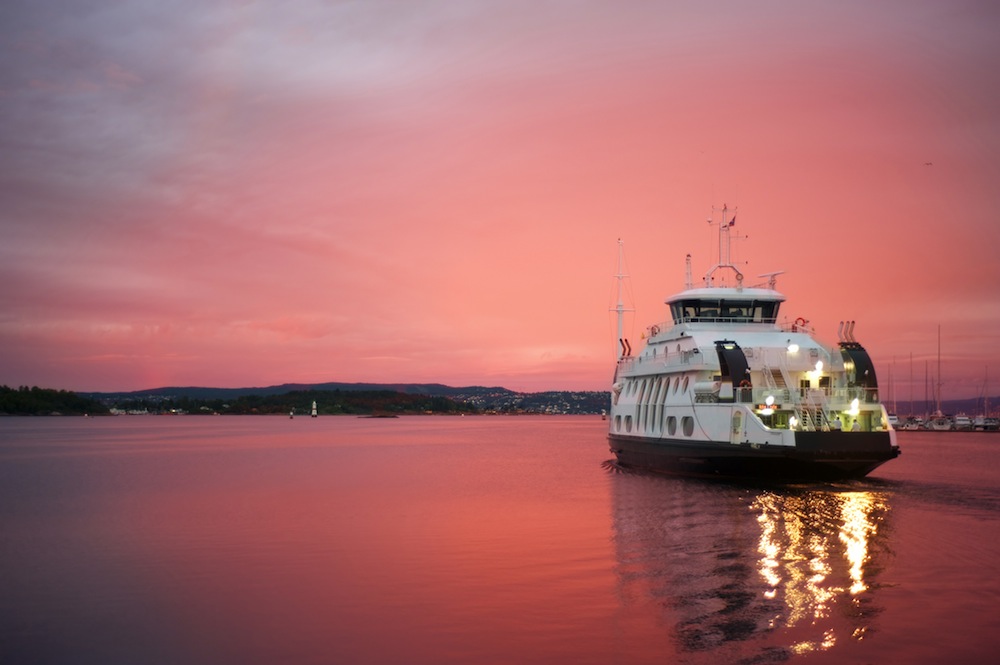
{"left": 608, "top": 432, "right": 900, "bottom": 481}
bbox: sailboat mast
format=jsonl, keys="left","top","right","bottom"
{"left": 890, "top": 360, "right": 896, "bottom": 414}
{"left": 936, "top": 324, "right": 942, "bottom": 414}
{"left": 924, "top": 360, "right": 929, "bottom": 419}
{"left": 985, "top": 366, "right": 990, "bottom": 417}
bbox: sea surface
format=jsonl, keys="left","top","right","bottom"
{"left": 1, "top": 416, "right": 998, "bottom": 664}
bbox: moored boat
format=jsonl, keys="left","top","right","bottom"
{"left": 608, "top": 209, "right": 900, "bottom": 481}
{"left": 927, "top": 412, "right": 952, "bottom": 431}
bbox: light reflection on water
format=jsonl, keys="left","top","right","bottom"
{"left": 752, "top": 489, "right": 888, "bottom": 655}
{"left": 610, "top": 470, "right": 892, "bottom": 663}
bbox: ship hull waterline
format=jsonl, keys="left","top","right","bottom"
{"left": 608, "top": 431, "right": 900, "bottom": 482}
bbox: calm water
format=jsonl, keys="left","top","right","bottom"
{"left": 1, "top": 416, "right": 999, "bottom": 664}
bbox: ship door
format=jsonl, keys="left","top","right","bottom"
{"left": 714, "top": 340, "right": 751, "bottom": 403}
{"left": 730, "top": 409, "right": 744, "bottom": 444}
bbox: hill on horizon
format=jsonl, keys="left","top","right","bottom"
{"left": 79, "top": 381, "right": 998, "bottom": 417}
{"left": 82, "top": 382, "right": 517, "bottom": 400}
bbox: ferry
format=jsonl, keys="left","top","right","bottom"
{"left": 608, "top": 209, "right": 900, "bottom": 481}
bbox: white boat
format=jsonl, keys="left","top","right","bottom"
{"left": 927, "top": 412, "right": 952, "bottom": 431}
{"left": 953, "top": 413, "right": 972, "bottom": 431}
{"left": 608, "top": 209, "right": 900, "bottom": 481}
{"left": 975, "top": 416, "right": 999, "bottom": 431}
{"left": 311, "top": 400, "right": 318, "bottom": 418}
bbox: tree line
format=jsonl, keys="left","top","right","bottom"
{"left": 0, "top": 386, "right": 110, "bottom": 416}
{"left": 112, "top": 389, "right": 478, "bottom": 416}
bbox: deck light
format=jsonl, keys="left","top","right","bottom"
{"left": 814, "top": 360, "right": 823, "bottom": 373}
{"left": 761, "top": 394, "right": 775, "bottom": 416}
{"left": 849, "top": 398, "right": 860, "bottom": 416}
{"left": 787, "top": 341, "right": 799, "bottom": 353}
{"left": 789, "top": 415, "right": 799, "bottom": 429}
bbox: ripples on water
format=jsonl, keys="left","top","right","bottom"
{"left": 1, "top": 420, "right": 998, "bottom": 664}
{"left": 606, "top": 463, "right": 894, "bottom": 664}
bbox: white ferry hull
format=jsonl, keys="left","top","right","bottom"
{"left": 609, "top": 431, "right": 899, "bottom": 481}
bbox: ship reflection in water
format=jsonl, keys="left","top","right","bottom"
{"left": 610, "top": 469, "right": 892, "bottom": 662}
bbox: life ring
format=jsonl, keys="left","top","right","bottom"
{"left": 739, "top": 380, "right": 751, "bottom": 388}
{"left": 650, "top": 325, "right": 660, "bottom": 336}
{"left": 793, "top": 317, "right": 806, "bottom": 331}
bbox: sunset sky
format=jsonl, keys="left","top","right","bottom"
{"left": 2, "top": 1, "right": 999, "bottom": 400}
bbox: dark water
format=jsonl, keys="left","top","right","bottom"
{"left": 1, "top": 417, "right": 998, "bottom": 664}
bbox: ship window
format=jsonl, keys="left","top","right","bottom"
{"left": 682, "top": 416, "right": 695, "bottom": 436}
{"left": 671, "top": 299, "right": 780, "bottom": 323}
{"left": 615, "top": 415, "right": 621, "bottom": 431}
{"left": 682, "top": 376, "right": 690, "bottom": 393}
{"left": 667, "top": 416, "right": 677, "bottom": 435}
{"left": 625, "top": 415, "right": 633, "bottom": 432}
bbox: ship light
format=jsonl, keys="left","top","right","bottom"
{"left": 761, "top": 394, "right": 775, "bottom": 416}
{"left": 849, "top": 398, "right": 860, "bottom": 416}
{"left": 787, "top": 341, "right": 799, "bottom": 353}
{"left": 815, "top": 360, "right": 823, "bottom": 373}
{"left": 790, "top": 415, "right": 799, "bottom": 429}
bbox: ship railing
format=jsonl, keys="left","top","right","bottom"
{"left": 617, "top": 347, "right": 701, "bottom": 371}
{"left": 673, "top": 315, "right": 779, "bottom": 325}
{"left": 825, "top": 386, "right": 881, "bottom": 406}
{"left": 693, "top": 385, "right": 794, "bottom": 405}
{"left": 749, "top": 387, "right": 792, "bottom": 404}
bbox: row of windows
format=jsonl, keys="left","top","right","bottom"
{"left": 617, "top": 372, "right": 697, "bottom": 436}
{"left": 614, "top": 413, "right": 695, "bottom": 437}
{"left": 622, "top": 373, "right": 691, "bottom": 400}
{"left": 669, "top": 298, "right": 780, "bottom": 324}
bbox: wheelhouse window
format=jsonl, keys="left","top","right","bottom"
{"left": 670, "top": 299, "right": 780, "bottom": 323}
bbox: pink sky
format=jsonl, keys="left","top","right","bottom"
{"left": 2, "top": 1, "right": 999, "bottom": 399}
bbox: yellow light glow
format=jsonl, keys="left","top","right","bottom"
{"left": 788, "top": 343, "right": 800, "bottom": 353}
{"left": 839, "top": 492, "right": 879, "bottom": 595}
{"left": 815, "top": 360, "right": 824, "bottom": 373}
{"left": 849, "top": 398, "right": 860, "bottom": 416}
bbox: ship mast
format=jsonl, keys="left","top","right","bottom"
{"left": 612, "top": 239, "right": 634, "bottom": 359}
{"left": 704, "top": 204, "right": 744, "bottom": 288}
